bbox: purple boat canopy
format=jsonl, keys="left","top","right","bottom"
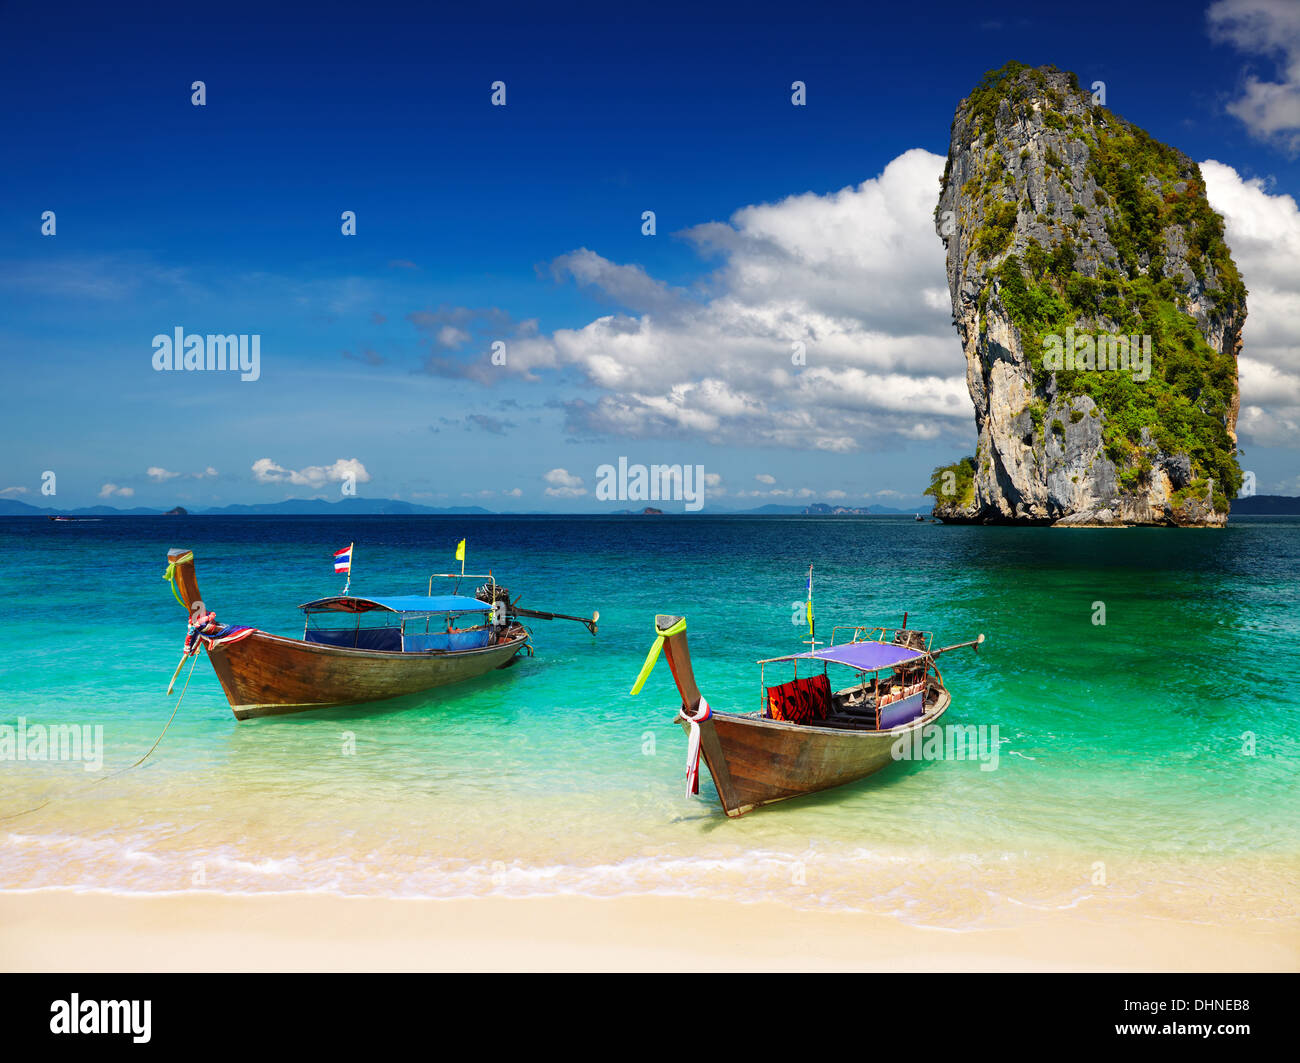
{"left": 765, "top": 640, "right": 927, "bottom": 672}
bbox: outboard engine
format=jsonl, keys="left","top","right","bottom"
{"left": 476, "top": 583, "right": 512, "bottom": 630}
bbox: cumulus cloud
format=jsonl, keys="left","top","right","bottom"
{"left": 403, "top": 147, "right": 1300, "bottom": 461}
{"left": 549, "top": 249, "right": 685, "bottom": 315}
{"left": 0, "top": 486, "right": 28, "bottom": 496}
{"left": 1203, "top": 159, "right": 1300, "bottom": 447}
{"left": 98, "top": 483, "right": 134, "bottom": 499}
{"left": 251, "top": 458, "right": 372, "bottom": 488}
{"left": 484, "top": 148, "right": 967, "bottom": 451}
{"left": 543, "top": 468, "right": 587, "bottom": 497}
{"left": 1208, "top": 0, "right": 1300, "bottom": 152}
{"left": 755, "top": 473, "right": 776, "bottom": 484}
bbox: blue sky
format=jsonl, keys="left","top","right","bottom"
{"left": 2, "top": 0, "right": 1298, "bottom": 510}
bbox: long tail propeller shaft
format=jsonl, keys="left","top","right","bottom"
{"left": 930, "top": 633, "right": 986, "bottom": 657}
{"left": 512, "top": 603, "right": 599, "bottom": 636}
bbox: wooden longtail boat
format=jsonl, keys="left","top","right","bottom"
{"left": 164, "top": 548, "right": 543, "bottom": 720}
{"left": 631, "top": 614, "right": 984, "bottom": 817}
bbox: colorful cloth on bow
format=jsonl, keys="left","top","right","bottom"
{"left": 204, "top": 624, "right": 255, "bottom": 647}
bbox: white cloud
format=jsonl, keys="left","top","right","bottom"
{"left": 755, "top": 473, "right": 776, "bottom": 484}
{"left": 543, "top": 468, "right": 587, "bottom": 497}
{"left": 1208, "top": 0, "right": 1300, "bottom": 152}
{"left": 504, "top": 487, "right": 522, "bottom": 497}
{"left": 550, "top": 249, "right": 683, "bottom": 315}
{"left": 150, "top": 465, "right": 218, "bottom": 482}
{"left": 1203, "top": 159, "right": 1300, "bottom": 447}
{"left": 418, "top": 146, "right": 1299, "bottom": 463}
{"left": 251, "top": 458, "right": 372, "bottom": 488}
{"left": 98, "top": 483, "right": 134, "bottom": 499}
{"left": 492, "top": 148, "right": 966, "bottom": 451}
{"left": 0, "top": 486, "right": 28, "bottom": 497}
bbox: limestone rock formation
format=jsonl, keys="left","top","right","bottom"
{"left": 928, "top": 63, "right": 1245, "bottom": 526}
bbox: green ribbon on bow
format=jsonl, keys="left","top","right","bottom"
{"left": 162, "top": 552, "right": 194, "bottom": 607}
{"left": 629, "top": 616, "right": 687, "bottom": 695}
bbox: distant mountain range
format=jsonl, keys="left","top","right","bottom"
{"left": 1230, "top": 495, "right": 1300, "bottom": 515}
{"left": 0, "top": 495, "right": 912, "bottom": 517}
{"left": 10, "top": 495, "right": 1289, "bottom": 517}
{"left": 0, "top": 497, "right": 493, "bottom": 517}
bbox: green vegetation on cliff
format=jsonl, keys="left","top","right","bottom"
{"left": 942, "top": 62, "right": 1244, "bottom": 514}
{"left": 993, "top": 247, "right": 1240, "bottom": 509}
{"left": 924, "top": 456, "right": 977, "bottom": 508}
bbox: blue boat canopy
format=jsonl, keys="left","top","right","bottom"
{"left": 299, "top": 594, "right": 489, "bottom": 615}
{"left": 766, "top": 640, "right": 926, "bottom": 672}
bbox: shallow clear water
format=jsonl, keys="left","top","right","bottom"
{"left": 2, "top": 515, "right": 1297, "bottom": 927}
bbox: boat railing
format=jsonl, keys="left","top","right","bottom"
{"left": 830, "top": 624, "right": 886, "bottom": 646}
{"left": 427, "top": 571, "right": 495, "bottom": 597}
{"left": 830, "top": 625, "right": 933, "bottom": 651}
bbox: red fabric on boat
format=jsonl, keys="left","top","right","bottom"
{"left": 806, "top": 673, "right": 831, "bottom": 719}
{"left": 767, "top": 673, "right": 831, "bottom": 723}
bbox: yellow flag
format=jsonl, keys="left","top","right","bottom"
{"left": 455, "top": 538, "right": 466, "bottom": 562}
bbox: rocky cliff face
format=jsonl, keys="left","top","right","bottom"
{"left": 928, "top": 63, "right": 1245, "bottom": 526}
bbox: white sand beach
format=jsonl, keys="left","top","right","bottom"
{"left": 2, "top": 889, "right": 1295, "bottom": 973}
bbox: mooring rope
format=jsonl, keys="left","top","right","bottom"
{"left": 0, "top": 650, "right": 201, "bottom": 823}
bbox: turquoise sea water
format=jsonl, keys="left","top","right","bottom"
{"left": 2, "top": 515, "right": 1297, "bottom": 928}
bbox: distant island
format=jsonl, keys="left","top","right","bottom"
{"left": 741, "top": 503, "right": 907, "bottom": 516}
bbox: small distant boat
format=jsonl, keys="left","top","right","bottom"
{"left": 914, "top": 513, "right": 925, "bottom": 522}
{"left": 163, "top": 545, "right": 596, "bottom": 720}
{"left": 47, "top": 515, "right": 101, "bottom": 522}
{"left": 632, "top": 587, "right": 983, "bottom": 817}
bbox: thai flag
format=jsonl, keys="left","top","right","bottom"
{"left": 333, "top": 546, "right": 352, "bottom": 573}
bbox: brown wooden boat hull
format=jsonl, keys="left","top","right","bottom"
{"left": 680, "top": 690, "right": 951, "bottom": 817}
{"left": 206, "top": 629, "right": 529, "bottom": 720}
